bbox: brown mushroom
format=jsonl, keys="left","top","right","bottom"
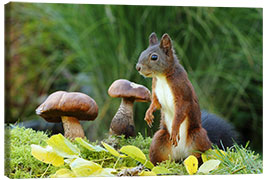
{"left": 35, "top": 91, "right": 98, "bottom": 139}
{"left": 108, "top": 79, "right": 151, "bottom": 137}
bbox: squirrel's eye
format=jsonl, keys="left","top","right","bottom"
{"left": 151, "top": 54, "right": 158, "bottom": 61}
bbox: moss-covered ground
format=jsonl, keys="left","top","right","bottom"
{"left": 4, "top": 126, "right": 262, "bottom": 178}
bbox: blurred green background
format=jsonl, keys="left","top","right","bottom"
{"left": 5, "top": 3, "right": 262, "bottom": 153}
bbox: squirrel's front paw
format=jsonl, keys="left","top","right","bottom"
{"left": 144, "top": 110, "right": 154, "bottom": 128}
{"left": 170, "top": 132, "right": 180, "bottom": 147}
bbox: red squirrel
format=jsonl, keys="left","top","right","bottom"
{"left": 136, "top": 32, "right": 212, "bottom": 165}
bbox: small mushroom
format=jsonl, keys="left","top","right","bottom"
{"left": 108, "top": 79, "right": 151, "bottom": 137}
{"left": 35, "top": 91, "right": 98, "bottom": 139}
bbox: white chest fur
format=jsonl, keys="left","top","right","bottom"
{"left": 155, "top": 75, "right": 192, "bottom": 161}
{"left": 155, "top": 75, "right": 175, "bottom": 134}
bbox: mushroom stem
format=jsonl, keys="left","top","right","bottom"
{"left": 110, "top": 98, "right": 135, "bottom": 137}
{"left": 61, "top": 116, "right": 85, "bottom": 139}
{"left": 121, "top": 98, "right": 135, "bottom": 126}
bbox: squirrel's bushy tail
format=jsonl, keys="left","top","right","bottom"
{"left": 201, "top": 111, "right": 242, "bottom": 149}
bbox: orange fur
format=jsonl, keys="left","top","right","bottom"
{"left": 149, "top": 128, "right": 172, "bottom": 165}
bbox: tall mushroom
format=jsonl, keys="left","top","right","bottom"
{"left": 108, "top": 79, "right": 151, "bottom": 137}
{"left": 35, "top": 91, "right": 98, "bottom": 139}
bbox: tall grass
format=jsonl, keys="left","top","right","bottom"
{"left": 5, "top": 3, "right": 262, "bottom": 152}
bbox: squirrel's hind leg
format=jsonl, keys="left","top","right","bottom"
{"left": 149, "top": 128, "right": 172, "bottom": 165}
{"left": 189, "top": 127, "right": 212, "bottom": 164}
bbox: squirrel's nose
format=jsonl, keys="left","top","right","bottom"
{"left": 136, "top": 64, "right": 142, "bottom": 71}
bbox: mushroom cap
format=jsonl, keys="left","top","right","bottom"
{"left": 108, "top": 79, "right": 151, "bottom": 102}
{"left": 36, "top": 91, "right": 98, "bottom": 122}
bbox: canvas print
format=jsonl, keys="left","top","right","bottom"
{"left": 4, "top": 2, "right": 263, "bottom": 178}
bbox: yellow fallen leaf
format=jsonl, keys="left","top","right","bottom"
{"left": 201, "top": 153, "right": 208, "bottom": 163}
{"left": 202, "top": 149, "right": 226, "bottom": 163}
{"left": 152, "top": 166, "right": 172, "bottom": 175}
{"left": 46, "top": 134, "right": 80, "bottom": 158}
{"left": 70, "top": 158, "right": 102, "bottom": 177}
{"left": 75, "top": 138, "right": 107, "bottom": 152}
{"left": 101, "top": 141, "right": 126, "bottom": 158}
{"left": 120, "top": 145, "right": 154, "bottom": 169}
{"left": 120, "top": 145, "right": 146, "bottom": 160}
{"left": 138, "top": 170, "right": 157, "bottom": 176}
{"left": 50, "top": 168, "right": 76, "bottom": 178}
{"left": 198, "top": 159, "right": 221, "bottom": 174}
{"left": 91, "top": 168, "right": 116, "bottom": 177}
{"left": 184, "top": 155, "right": 198, "bottom": 175}
{"left": 31, "top": 144, "right": 64, "bottom": 167}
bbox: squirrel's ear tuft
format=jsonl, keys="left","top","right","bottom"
{"left": 149, "top": 32, "right": 158, "bottom": 46}
{"left": 160, "top": 33, "right": 172, "bottom": 55}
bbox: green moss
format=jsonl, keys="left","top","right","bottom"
{"left": 5, "top": 126, "right": 62, "bottom": 178}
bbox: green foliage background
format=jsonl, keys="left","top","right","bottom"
{"left": 5, "top": 3, "right": 262, "bottom": 152}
